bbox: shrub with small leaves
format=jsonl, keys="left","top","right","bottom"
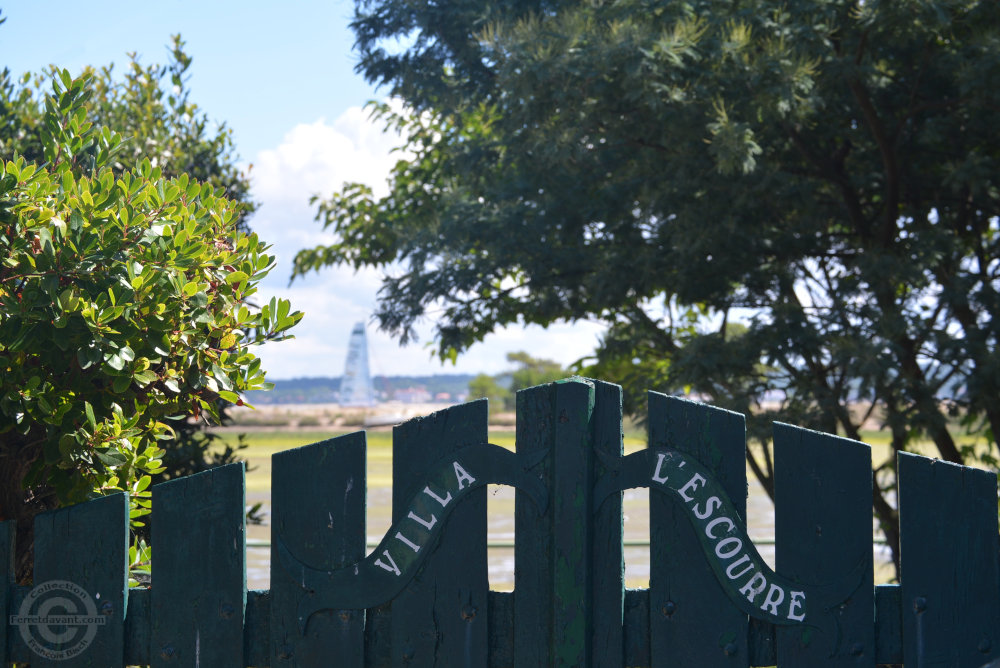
{"left": 0, "top": 69, "right": 301, "bottom": 581}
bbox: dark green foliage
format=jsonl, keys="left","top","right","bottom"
{"left": 296, "top": 0, "right": 1000, "bottom": 573}
{"left": 507, "top": 351, "right": 566, "bottom": 398}
{"left": 467, "top": 351, "right": 566, "bottom": 411}
{"left": 0, "top": 42, "right": 301, "bottom": 581}
{"left": 1, "top": 35, "right": 254, "bottom": 230}
{"left": 468, "top": 372, "right": 511, "bottom": 413}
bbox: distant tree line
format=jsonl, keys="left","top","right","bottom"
{"left": 468, "top": 352, "right": 567, "bottom": 413}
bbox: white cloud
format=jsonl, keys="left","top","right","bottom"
{"left": 245, "top": 102, "right": 606, "bottom": 380}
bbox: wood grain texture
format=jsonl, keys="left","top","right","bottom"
{"left": 774, "top": 423, "right": 874, "bottom": 667}
{"left": 33, "top": 491, "right": 128, "bottom": 668}
{"left": 124, "top": 586, "right": 151, "bottom": 665}
{"left": 151, "top": 462, "right": 246, "bottom": 668}
{"left": 874, "top": 584, "right": 902, "bottom": 665}
{"left": 487, "top": 591, "right": 513, "bottom": 668}
{"left": 899, "top": 452, "right": 1000, "bottom": 667}
{"left": 551, "top": 380, "right": 596, "bottom": 667}
{"left": 514, "top": 379, "right": 597, "bottom": 666}
{"left": 245, "top": 589, "right": 270, "bottom": 666}
{"left": 590, "top": 380, "right": 625, "bottom": 668}
{"left": 514, "top": 382, "right": 558, "bottom": 667}
{"left": 270, "top": 433, "right": 366, "bottom": 667}
{"left": 0, "top": 520, "right": 12, "bottom": 665}
{"left": 623, "top": 588, "right": 650, "bottom": 667}
{"left": 647, "top": 392, "right": 748, "bottom": 667}
{"left": 390, "top": 399, "right": 489, "bottom": 667}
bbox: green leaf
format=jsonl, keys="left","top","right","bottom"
{"left": 106, "top": 353, "right": 126, "bottom": 371}
{"left": 134, "top": 475, "right": 152, "bottom": 493}
{"left": 112, "top": 375, "right": 131, "bottom": 393}
{"left": 95, "top": 449, "right": 130, "bottom": 466}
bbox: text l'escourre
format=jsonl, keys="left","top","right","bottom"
{"left": 650, "top": 452, "right": 806, "bottom": 623}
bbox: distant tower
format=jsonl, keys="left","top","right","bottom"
{"left": 340, "top": 322, "right": 375, "bottom": 406}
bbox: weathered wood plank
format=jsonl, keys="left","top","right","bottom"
{"left": 551, "top": 379, "right": 596, "bottom": 666}
{"left": 514, "top": 382, "right": 557, "bottom": 667}
{"left": 774, "top": 423, "right": 874, "bottom": 666}
{"left": 0, "top": 520, "right": 13, "bottom": 665}
{"left": 7, "top": 584, "right": 31, "bottom": 664}
{"left": 591, "top": 380, "right": 625, "bottom": 668}
{"left": 390, "top": 399, "right": 489, "bottom": 667}
{"left": 364, "top": 604, "right": 391, "bottom": 668}
{"left": 124, "top": 586, "right": 151, "bottom": 665}
{"left": 514, "top": 379, "right": 596, "bottom": 666}
{"left": 245, "top": 589, "right": 270, "bottom": 667}
{"left": 874, "top": 584, "right": 902, "bottom": 665}
{"left": 151, "top": 463, "right": 246, "bottom": 667}
{"left": 487, "top": 591, "right": 513, "bottom": 668}
{"left": 898, "top": 452, "right": 1000, "bottom": 667}
{"left": 623, "top": 588, "right": 650, "bottom": 667}
{"left": 270, "top": 433, "right": 366, "bottom": 667}
{"left": 32, "top": 492, "right": 128, "bottom": 667}
{"left": 647, "top": 393, "right": 748, "bottom": 666}
{"left": 748, "top": 617, "right": 775, "bottom": 666}
{"left": 0, "top": 520, "right": 17, "bottom": 666}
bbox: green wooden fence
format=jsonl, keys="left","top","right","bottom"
{"left": 3, "top": 378, "right": 999, "bottom": 666}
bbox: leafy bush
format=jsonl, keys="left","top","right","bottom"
{"left": 0, "top": 69, "right": 301, "bottom": 580}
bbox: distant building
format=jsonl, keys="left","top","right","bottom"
{"left": 393, "top": 386, "right": 432, "bottom": 403}
{"left": 340, "top": 322, "right": 376, "bottom": 406}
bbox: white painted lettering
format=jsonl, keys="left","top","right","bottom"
{"left": 725, "top": 555, "right": 754, "bottom": 580}
{"left": 423, "top": 486, "right": 453, "bottom": 507}
{"left": 453, "top": 461, "right": 476, "bottom": 490}
{"left": 761, "top": 583, "right": 785, "bottom": 616}
{"left": 395, "top": 531, "right": 421, "bottom": 553}
{"left": 408, "top": 510, "right": 438, "bottom": 530}
{"left": 652, "top": 453, "right": 670, "bottom": 484}
{"left": 678, "top": 473, "right": 706, "bottom": 503}
{"left": 787, "top": 591, "right": 806, "bottom": 621}
{"left": 374, "top": 550, "right": 401, "bottom": 576}
{"left": 693, "top": 495, "right": 722, "bottom": 520}
{"left": 739, "top": 573, "right": 768, "bottom": 604}
{"left": 705, "top": 516, "right": 735, "bottom": 539}
{"left": 715, "top": 537, "right": 743, "bottom": 559}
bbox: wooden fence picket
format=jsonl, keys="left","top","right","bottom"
{"left": 151, "top": 462, "right": 246, "bottom": 667}
{"left": 32, "top": 491, "right": 129, "bottom": 668}
{"left": 773, "top": 423, "right": 874, "bottom": 667}
{"left": 898, "top": 452, "right": 1000, "bottom": 667}
{"left": 0, "top": 520, "right": 12, "bottom": 664}
{"left": 270, "top": 433, "right": 366, "bottom": 667}
{"left": 390, "top": 399, "right": 490, "bottom": 667}
{"left": 648, "top": 392, "right": 749, "bottom": 666}
{"left": 514, "top": 379, "right": 597, "bottom": 666}
{"left": 590, "top": 380, "right": 626, "bottom": 668}
{"left": 5, "top": 378, "right": 1000, "bottom": 666}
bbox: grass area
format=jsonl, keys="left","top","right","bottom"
{"left": 216, "top": 425, "right": 978, "bottom": 492}
{"left": 215, "top": 427, "right": 648, "bottom": 492}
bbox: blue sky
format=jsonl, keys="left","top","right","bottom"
{"left": 2, "top": 1, "right": 605, "bottom": 379}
